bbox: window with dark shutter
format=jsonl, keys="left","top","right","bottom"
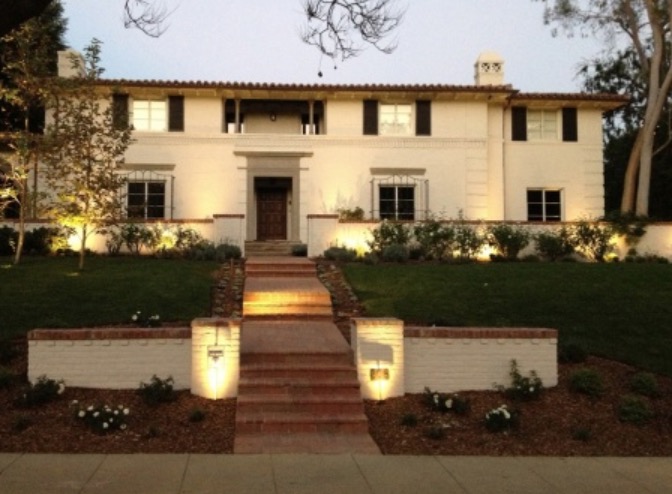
{"left": 415, "top": 100, "right": 431, "bottom": 136}
{"left": 562, "top": 107, "right": 578, "bottom": 142}
{"left": 112, "top": 94, "right": 129, "bottom": 130}
{"left": 363, "top": 100, "right": 378, "bottom": 135}
{"left": 168, "top": 96, "right": 184, "bottom": 132}
{"left": 512, "top": 107, "right": 527, "bottom": 141}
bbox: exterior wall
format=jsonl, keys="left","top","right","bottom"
{"left": 403, "top": 327, "right": 558, "bottom": 393}
{"left": 503, "top": 108, "right": 605, "bottom": 221}
{"left": 191, "top": 318, "right": 240, "bottom": 400}
{"left": 27, "top": 328, "right": 191, "bottom": 390}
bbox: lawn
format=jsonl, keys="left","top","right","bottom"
{"left": 343, "top": 262, "right": 672, "bottom": 377}
{"left": 0, "top": 256, "right": 218, "bottom": 339}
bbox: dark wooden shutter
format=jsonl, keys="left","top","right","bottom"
{"left": 112, "top": 94, "right": 129, "bottom": 130}
{"left": 168, "top": 95, "right": 184, "bottom": 132}
{"left": 511, "top": 107, "right": 527, "bottom": 141}
{"left": 363, "top": 100, "right": 378, "bottom": 135}
{"left": 415, "top": 100, "right": 431, "bottom": 136}
{"left": 562, "top": 107, "right": 578, "bottom": 142}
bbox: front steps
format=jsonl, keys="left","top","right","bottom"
{"left": 234, "top": 260, "right": 379, "bottom": 454}
{"left": 245, "top": 241, "right": 302, "bottom": 257}
{"left": 243, "top": 258, "right": 332, "bottom": 319}
{"left": 234, "top": 320, "right": 378, "bottom": 454}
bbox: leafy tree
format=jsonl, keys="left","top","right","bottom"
{"left": 0, "top": 1, "right": 66, "bottom": 264}
{"left": 539, "top": 0, "right": 672, "bottom": 217}
{"left": 0, "top": 0, "right": 404, "bottom": 61}
{"left": 43, "top": 41, "right": 132, "bottom": 270}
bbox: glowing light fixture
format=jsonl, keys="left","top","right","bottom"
{"left": 207, "top": 346, "right": 225, "bottom": 400}
{"left": 370, "top": 366, "right": 390, "bottom": 402}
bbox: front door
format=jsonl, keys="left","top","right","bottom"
{"left": 257, "top": 188, "right": 287, "bottom": 240}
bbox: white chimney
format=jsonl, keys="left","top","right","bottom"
{"left": 57, "top": 49, "right": 85, "bottom": 78}
{"left": 474, "top": 51, "right": 504, "bottom": 86}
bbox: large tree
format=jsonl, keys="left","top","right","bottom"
{"left": 0, "top": 1, "right": 66, "bottom": 264}
{"left": 43, "top": 41, "right": 132, "bottom": 270}
{"left": 1, "top": 0, "right": 404, "bottom": 61}
{"left": 540, "top": 0, "right": 672, "bottom": 217}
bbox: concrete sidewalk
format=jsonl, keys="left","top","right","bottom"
{"left": 0, "top": 454, "right": 670, "bottom": 493}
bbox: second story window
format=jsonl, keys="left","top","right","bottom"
{"left": 512, "top": 106, "right": 577, "bottom": 142}
{"left": 364, "top": 100, "right": 431, "bottom": 136}
{"left": 527, "top": 110, "right": 558, "bottom": 140}
{"left": 133, "top": 100, "right": 167, "bottom": 132}
{"left": 379, "top": 104, "right": 412, "bottom": 136}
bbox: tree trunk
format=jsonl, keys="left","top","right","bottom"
{"left": 620, "top": 129, "right": 644, "bottom": 213}
{"left": 78, "top": 225, "right": 87, "bottom": 270}
{"left": 12, "top": 184, "right": 26, "bottom": 265}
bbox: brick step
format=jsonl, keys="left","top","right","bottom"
{"left": 246, "top": 263, "right": 316, "bottom": 272}
{"left": 242, "top": 305, "right": 333, "bottom": 317}
{"left": 235, "top": 410, "right": 371, "bottom": 435}
{"left": 237, "top": 393, "right": 366, "bottom": 415}
{"left": 245, "top": 270, "right": 317, "bottom": 278}
{"left": 238, "top": 376, "right": 360, "bottom": 395}
{"left": 242, "top": 313, "right": 334, "bottom": 322}
{"left": 233, "top": 432, "right": 380, "bottom": 454}
{"left": 240, "top": 364, "right": 357, "bottom": 380}
{"left": 240, "top": 351, "right": 353, "bottom": 366}
{"left": 243, "top": 291, "right": 331, "bottom": 304}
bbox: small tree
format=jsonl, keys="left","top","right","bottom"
{"left": 44, "top": 40, "right": 131, "bottom": 270}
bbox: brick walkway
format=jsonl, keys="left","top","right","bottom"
{"left": 234, "top": 257, "right": 380, "bottom": 454}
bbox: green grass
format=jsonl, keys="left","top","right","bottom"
{"left": 343, "top": 262, "right": 672, "bottom": 376}
{"left": 0, "top": 256, "right": 217, "bottom": 339}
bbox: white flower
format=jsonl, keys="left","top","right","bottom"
{"left": 445, "top": 399, "right": 453, "bottom": 409}
{"left": 120, "top": 424, "right": 127, "bottom": 430}
{"left": 102, "top": 422, "right": 109, "bottom": 429}
{"left": 87, "top": 405, "right": 94, "bottom": 411}
{"left": 131, "top": 314, "right": 138, "bottom": 321}
{"left": 78, "top": 410, "right": 85, "bottom": 418}
{"left": 57, "top": 382, "right": 65, "bottom": 395}
{"left": 123, "top": 408, "right": 130, "bottom": 415}
{"left": 93, "top": 411, "right": 99, "bottom": 418}
{"left": 71, "top": 400, "right": 79, "bottom": 405}
{"left": 433, "top": 394, "right": 439, "bottom": 405}
{"left": 114, "top": 410, "right": 119, "bottom": 415}
{"left": 529, "top": 387, "right": 535, "bottom": 393}
{"left": 502, "top": 409, "right": 511, "bottom": 420}
{"left": 109, "top": 418, "right": 114, "bottom": 423}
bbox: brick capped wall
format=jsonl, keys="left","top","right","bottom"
{"left": 28, "top": 327, "right": 191, "bottom": 389}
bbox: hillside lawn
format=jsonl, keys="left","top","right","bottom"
{"left": 0, "top": 256, "right": 217, "bottom": 339}
{"left": 343, "top": 262, "right": 672, "bottom": 377}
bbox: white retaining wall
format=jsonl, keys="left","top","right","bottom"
{"left": 28, "top": 328, "right": 192, "bottom": 390}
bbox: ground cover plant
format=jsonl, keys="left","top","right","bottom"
{"left": 343, "top": 262, "right": 672, "bottom": 376}
{"left": 0, "top": 256, "right": 217, "bottom": 339}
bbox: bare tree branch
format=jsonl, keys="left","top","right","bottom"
{"left": 301, "top": 0, "right": 404, "bottom": 61}
{"left": 123, "top": 0, "right": 171, "bottom": 38}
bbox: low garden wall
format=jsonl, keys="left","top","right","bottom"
{"left": 28, "top": 327, "right": 192, "bottom": 390}
{"left": 351, "top": 318, "right": 558, "bottom": 400}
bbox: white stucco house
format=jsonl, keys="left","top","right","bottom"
{"left": 17, "top": 51, "right": 627, "bottom": 254}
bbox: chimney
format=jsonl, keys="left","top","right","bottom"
{"left": 57, "top": 49, "right": 85, "bottom": 78}
{"left": 474, "top": 51, "right": 504, "bottom": 86}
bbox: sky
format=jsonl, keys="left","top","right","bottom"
{"left": 61, "top": 0, "right": 606, "bottom": 92}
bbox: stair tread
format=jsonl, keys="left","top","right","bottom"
{"left": 236, "top": 410, "right": 368, "bottom": 422}
{"left": 237, "top": 393, "right": 363, "bottom": 403}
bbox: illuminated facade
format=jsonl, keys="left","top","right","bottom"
{"left": 49, "top": 52, "right": 626, "bottom": 245}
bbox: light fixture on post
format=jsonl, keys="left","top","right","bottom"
{"left": 207, "top": 346, "right": 225, "bottom": 400}
{"left": 369, "top": 366, "right": 390, "bottom": 402}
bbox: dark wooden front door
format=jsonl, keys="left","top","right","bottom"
{"left": 257, "top": 188, "right": 287, "bottom": 240}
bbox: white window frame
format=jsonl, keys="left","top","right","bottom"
{"left": 132, "top": 99, "right": 167, "bottom": 132}
{"left": 526, "top": 109, "right": 558, "bottom": 141}
{"left": 527, "top": 188, "right": 562, "bottom": 222}
{"left": 379, "top": 103, "right": 413, "bottom": 136}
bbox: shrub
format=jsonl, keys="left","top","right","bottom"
{"left": 291, "top": 244, "right": 308, "bottom": 257}
{"left": 413, "top": 219, "right": 455, "bottom": 260}
{"left": 570, "top": 219, "right": 614, "bottom": 262}
{"left": 534, "top": 227, "right": 574, "bottom": 261}
{"left": 381, "top": 243, "right": 410, "bottom": 263}
{"left": 189, "top": 408, "right": 206, "bottom": 423}
{"left": 452, "top": 215, "right": 485, "bottom": 260}
{"left": 337, "top": 206, "right": 365, "bottom": 221}
{"left": 72, "top": 401, "right": 130, "bottom": 434}
{"left": 104, "top": 227, "right": 124, "bottom": 255}
{"left": 629, "top": 372, "right": 661, "bottom": 398}
{"left": 486, "top": 223, "right": 530, "bottom": 260}
{"left": 484, "top": 404, "right": 518, "bottom": 432}
{"left": 215, "top": 242, "right": 242, "bottom": 261}
{"left": 568, "top": 368, "right": 604, "bottom": 398}
{"left": 23, "top": 227, "right": 65, "bottom": 255}
{"left": 558, "top": 342, "right": 588, "bottom": 364}
{"left": 618, "top": 395, "right": 654, "bottom": 425}
{"left": 368, "top": 221, "right": 411, "bottom": 254}
{"left": 604, "top": 210, "right": 648, "bottom": 246}
{"left": 15, "top": 375, "right": 65, "bottom": 408}
{"left": 500, "top": 359, "right": 543, "bottom": 401}
{"left": 424, "top": 387, "right": 471, "bottom": 415}
{"left": 173, "top": 226, "right": 203, "bottom": 254}
{"left": 323, "top": 246, "right": 357, "bottom": 262}
{"left": 400, "top": 413, "right": 418, "bottom": 427}
{"left": 137, "top": 375, "right": 177, "bottom": 406}
{"left": 130, "top": 310, "right": 161, "bottom": 328}
{"left": 120, "top": 223, "right": 155, "bottom": 255}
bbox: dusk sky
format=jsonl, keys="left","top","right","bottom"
{"left": 61, "top": 0, "right": 606, "bottom": 92}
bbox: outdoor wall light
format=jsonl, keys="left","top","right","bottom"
{"left": 369, "top": 368, "right": 390, "bottom": 381}
{"left": 207, "top": 346, "right": 225, "bottom": 400}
